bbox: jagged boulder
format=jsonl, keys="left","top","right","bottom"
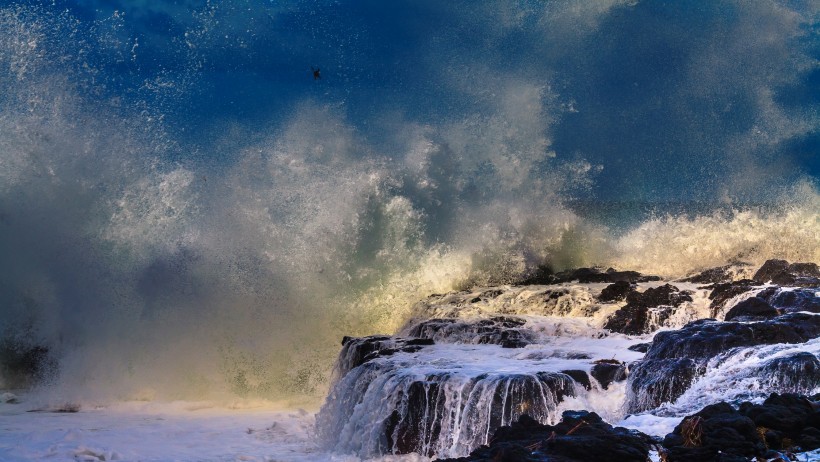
{"left": 441, "top": 411, "right": 652, "bottom": 462}
{"left": 597, "top": 280, "right": 633, "bottom": 303}
{"left": 705, "top": 279, "right": 759, "bottom": 317}
{"left": 680, "top": 265, "right": 736, "bottom": 284}
{"left": 604, "top": 284, "right": 693, "bottom": 335}
{"left": 753, "top": 259, "right": 820, "bottom": 287}
{"left": 627, "top": 313, "right": 820, "bottom": 412}
{"left": 561, "top": 370, "right": 591, "bottom": 390}
{"left": 756, "top": 286, "right": 820, "bottom": 313}
{"left": 519, "top": 266, "right": 660, "bottom": 285}
{"left": 662, "top": 394, "right": 820, "bottom": 460}
{"left": 335, "top": 335, "right": 434, "bottom": 377}
{"left": 723, "top": 296, "right": 778, "bottom": 321}
{"left": 404, "top": 316, "right": 534, "bottom": 348}
{"left": 643, "top": 313, "right": 820, "bottom": 362}
{"left": 662, "top": 402, "right": 766, "bottom": 461}
{"left": 589, "top": 359, "right": 627, "bottom": 390}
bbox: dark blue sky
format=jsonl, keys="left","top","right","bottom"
{"left": 21, "top": 0, "right": 820, "bottom": 202}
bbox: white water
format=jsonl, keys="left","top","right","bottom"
{"left": 1, "top": 1, "right": 819, "bottom": 460}
{"left": 318, "top": 280, "right": 820, "bottom": 459}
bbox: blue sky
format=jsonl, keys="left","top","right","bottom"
{"left": 16, "top": 0, "right": 820, "bottom": 202}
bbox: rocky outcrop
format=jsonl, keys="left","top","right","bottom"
{"left": 440, "top": 411, "right": 652, "bottom": 462}
{"left": 756, "top": 286, "right": 820, "bottom": 314}
{"left": 662, "top": 402, "right": 766, "bottom": 461}
{"left": 662, "top": 393, "right": 820, "bottom": 461}
{"left": 318, "top": 365, "right": 580, "bottom": 457}
{"left": 705, "top": 279, "right": 759, "bottom": 317}
{"left": 604, "top": 284, "right": 693, "bottom": 335}
{"left": 321, "top": 262, "right": 820, "bottom": 460}
{"left": 334, "top": 335, "right": 434, "bottom": 378}
{"left": 597, "top": 280, "right": 633, "bottom": 303}
{"left": 405, "top": 316, "right": 534, "bottom": 348}
{"left": 723, "top": 296, "right": 778, "bottom": 321}
{"left": 753, "top": 259, "right": 820, "bottom": 287}
{"left": 519, "top": 266, "right": 660, "bottom": 285}
{"left": 680, "top": 265, "right": 737, "bottom": 284}
{"left": 589, "top": 359, "right": 627, "bottom": 390}
{"left": 627, "top": 313, "right": 820, "bottom": 412}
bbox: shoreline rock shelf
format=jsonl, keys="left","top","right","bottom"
{"left": 317, "top": 260, "right": 820, "bottom": 461}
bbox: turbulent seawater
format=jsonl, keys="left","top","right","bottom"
{"left": 0, "top": 1, "right": 818, "bottom": 460}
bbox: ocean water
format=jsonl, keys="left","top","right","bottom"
{"left": 0, "top": 1, "right": 818, "bottom": 460}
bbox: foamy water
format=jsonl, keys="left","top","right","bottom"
{"left": 1, "top": 1, "right": 818, "bottom": 460}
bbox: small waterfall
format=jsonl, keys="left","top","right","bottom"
{"left": 317, "top": 355, "right": 577, "bottom": 458}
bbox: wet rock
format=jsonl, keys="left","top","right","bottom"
{"left": 604, "top": 284, "right": 693, "bottom": 335}
{"left": 643, "top": 313, "right": 820, "bottom": 363}
{"left": 756, "top": 286, "right": 820, "bottom": 313}
{"left": 336, "top": 335, "right": 434, "bottom": 377}
{"left": 519, "top": 266, "right": 660, "bottom": 285}
{"left": 741, "top": 393, "right": 820, "bottom": 449}
{"left": 628, "top": 342, "right": 651, "bottom": 353}
{"left": 627, "top": 358, "right": 698, "bottom": 412}
{"left": 627, "top": 313, "right": 820, "bottom": 411}
{"left": 662, "top": 393, "right": 820, "bottom": 460}
{"left": 590, "top": 360, "right": 627, "bottom": 390}
{"left": 479, "top": 289, "right": 504, "bottom": 299}
{"left": 385, "top": 372, "right": 578, "bottom": 456}
{"left": 405, "top": 316, "right": 534, "bottom": 348}
{"left": 680, "top": 265, "right": 735, "bottom": 284}
{"left": 318, "top": 363, "right": 579, "bottom": 458}
{"left": 597, "top": 280, "right": 633, "bottom": 303}
{"left": 753, "top": 259, "right": 820, "bottom": 287}
{"left": 662, "top": 402, "right": 766, "bottom": 461}
{"left": 758, "top": 352, "right": 820, "bottom": 392}
{"left": 519, "top": 265, "right": 559, "bottom": 285}
{"left": 705, "top": 279, "right": 758, "bottom": 317}
{"left": 561, "top": 370, "right": 591, "bottom": 390}
{"left": 603, "top": 304, "right": 650, "bottom": 336}
{"left": 442, "top": 411, "right": 652, "bottom": 462}
{"left": 723, "top": 296, "right": 778, "bottom": 321}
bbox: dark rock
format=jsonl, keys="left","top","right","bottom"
{"left": 628, "top": 342, "right": 651, "bottom": 353}
{"left": 723, "top": 296, "right": 779, "bottom": 321}
{"left": 519, "top": 264, "right": 558, "bottom": 285}
{"left": 383, "top": 372, "right": 577, "bottom": 456}
{"left": 561, "top": 370, "right": 591, "bottom": 390}
{"left": 384, "top": 377, "right": 447, "bottom": 454}
{"left": 754, "top": 259, "right": 791, "bottom": 283}
{"left": 758, "top": 352, "right": 820, "bottom": 392}
{"left": 705, "top": 279, "right": 758, "bottom": 317}
{"left": 519, "top": 266, "right": 661, "bottom": 286}
{"left": 743, "top": 394, "right": 818, "bottom": 437}
{"left": 442, "top": 411, "right": 652, "bottom": 462}
{"left": 643, "top": 313, "right": 820, "bottom": 363}
{"left": 662, "top": 402, "right": 766, "bottom": 461}
{"left": 679, "top": 265, "right": 735, "bottom": 284}
{"left": 757, "top": 287, "right": 820, "bottom": 313}
{"left": 405, "top": 316, "right": 534, "bottom": 348}
{"left": 627, "top": 358, "right": 698, "bottom": 412}
{"left": 603, "top": 303, "right": 650, "bottom": 336}
{"left": 335, "top": 335, "right": 434, "bottom": 377}
{"left": 604, "top": 284, "right": 693, "bottom": 335}
{"left": 753, "top": 259, "right": 820, "bottom": 287}
{"left": 626, "top": 284, "right": 693, "bottom": 308}
{"left": 479, "top": 289, "right": 504, "bottom": 299}
{"left": 590, "top": 360, "right": 627, "bottom": 390}
{"left": 627, "top": 313, "right": 820, "bottom": 411}
{"left": 598, "top": 280, "right": 633, "bottom": 303}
